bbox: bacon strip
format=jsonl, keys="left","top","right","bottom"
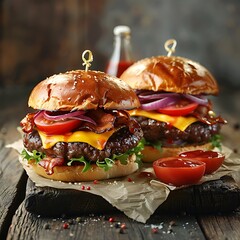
{"left": 38, "top": 157, "right": 64, "bottom": 175}
{"left": 20, "top": 113, "right": 35, "bottom": 133}
{"left": 78, "top": 109, "right": 116, "bottom": 133}
{"left": 70, "top": 109, "right": 131, "bottom": 133}
{"left": 191, "top": 105, "right": 227, "bottom": 125}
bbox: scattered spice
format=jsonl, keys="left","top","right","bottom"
{"left": 63, "top": 223, "right": 69, "bottom": 229}
{"left": 166, "top": 220, "right": 176, "bottom": 234}
{"left": 120, "top": 223, "right": 126, "bottom": 229}
{"left": 151, "top": 227, "right": 158, "bottom": 234}
{"left": 93, "top": 180, "right": 99, "bottom": 184}
{"left": 138, "top": 171, "right": 153, "bottom": 178}
{"left": 114, "top": 222, "right": 121, "bottom": 228}
{"left": 108, "top": 217, "right": 115, "bottom": 223}
{"left": 127, "top": 177, "right": 132, "bottom": 182}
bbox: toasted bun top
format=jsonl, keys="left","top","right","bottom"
{"left": 120, "top": 56, "right": 219, "bottom": 95}
{"left": 28, "top": 70, "right": 140, "bottom": 111}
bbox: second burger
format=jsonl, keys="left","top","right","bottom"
{"left": 120, "top": 52, "right": 226, "bottom": 162}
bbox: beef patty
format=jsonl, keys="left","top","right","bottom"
{"left": 23, "top": 125, "right": 143, "bottom": 162}
{"left": 135, "top": 116, "right": 221, "bottom": 146}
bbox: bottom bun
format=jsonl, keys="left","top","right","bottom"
{"left": 142, "top": 143, "right": 213, "bottom": 163}
{"left": 29, "top": 154, "right": 138, "bottom": 182}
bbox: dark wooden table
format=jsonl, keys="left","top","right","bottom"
{"left": 0, "top": 86, "right": 240, "bottom": 240}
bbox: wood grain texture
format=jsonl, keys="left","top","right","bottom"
{"left": 0, "top": 88, "right": 30, "bottom": 239}
{"left": 7, "top": 202, "right": 206, "bottom": 240}
{"left": 0, "top": 124, "right": 27, "bottom": 239}
{"left": 24, "top": 177, "right": 240, "bottom": 218}
{"left": 198, "top": 213, "right": 240, "bottom": 240}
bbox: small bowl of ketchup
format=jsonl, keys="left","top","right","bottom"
{"left": 153, "top": 157, "right": 206, "bottom": 187}
{"left": 179, "top": 150, "right": 225, "bottom": 174}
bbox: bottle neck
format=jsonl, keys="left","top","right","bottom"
{"left": 106, "top": 31, "right": 134, "bottom": 77}
{"left": 112, "top": 34, "right": 133, "bottom": 62}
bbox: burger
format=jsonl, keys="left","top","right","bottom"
{"left": 20, "top": 70, "right": 144, "bottom": 181}
{"left": 120, "top": 56, "right": 227, "bottom": 162}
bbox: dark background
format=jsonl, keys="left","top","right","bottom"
{"left": 1, "top": 0, "right": 239, "bottom": 92}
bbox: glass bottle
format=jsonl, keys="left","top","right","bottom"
{"left": 105, "top": 25, "right": 134, "bottom": 77}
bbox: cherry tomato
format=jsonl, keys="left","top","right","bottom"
{"left": 179, "top": 150, "right": 225, "bottom": 174}
{"left": 34, "top": 112, "right": 81, "bottom": 135}
{"left": 153, "top": 157, "right": 205, "bottom": 187}
{"left": 157, "top": 102, "right": 198, "bottom": 116}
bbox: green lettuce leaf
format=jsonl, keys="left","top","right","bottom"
{"left": 210, "top": 134, "right": 222, "bottom": 150}
{"left": 144, "top": 138, "right": 162, "bottom": 151}
{"left": 96, "top": 158, "right": 114, "bottom": 171}
{"left": 67, "top": 156, "right": 91, "bottom": 172}
{"left": 21, "top": 149, "right": 45, "bottom": 163}
{"left": 21, "top": 138, "right": 145, "bottom": 173}
{"left": 68, "top": 139, "right": 145, "bottom": 172}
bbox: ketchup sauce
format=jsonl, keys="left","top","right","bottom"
{"left": 158, "top": 158, "right": 202, "bottom": 168}
{"left": 179, "top": 150, "right": 225, "bottom": 174}
{"left": 153, "top": 157, "right": 206, "bottom": 186}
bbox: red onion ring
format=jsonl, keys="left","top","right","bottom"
{"left": 141, "top": 97, "right": 179, "bottom": 111}
{"left": 138, "top": 91, "right": 208, "bottom": 110}
{"left": 33, "top": 110, "right": 42, "bottom": 119}
{"left": 183, "top": 94, "right": 208, "bottom": 105}
{"left": 43, "top": 110, "right": 97, "bottom": 125}
{"left": 64, "top": 115, "right": 97, "bottom": 125}
{"left": 43, "top": 110, "right": 84, "bottom": 120}
{"left": 138, "top": 92, "right": 179, "bottom": 101}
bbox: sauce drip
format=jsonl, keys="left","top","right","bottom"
{"left": 138, "top": 171, "right": 154, "bottom": 178}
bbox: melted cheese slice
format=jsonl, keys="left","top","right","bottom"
{"left": 128, "top": 109, "right": 198, "bottom": 131}
{"left": 38, "top": 129, "right": 115, "bottom": 150}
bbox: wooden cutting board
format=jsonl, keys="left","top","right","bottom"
{"left": 24, "top": 176, "right": 240, "bottom": 217}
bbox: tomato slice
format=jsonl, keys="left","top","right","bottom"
{"left": 153, "top": 157, "right": 205, "bottom": 187}
{"left": 179, "top": 150, "right": 225, "bottom": 174}
{"left": 157, "top": 102, "right": 198, "bottom": 116}
{"left": 34, "top": 112, "right": 81, "bottom": 135}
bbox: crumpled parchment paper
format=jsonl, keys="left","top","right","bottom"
{"left": 7, "top": 140, "right": 240, "bottom": 223}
